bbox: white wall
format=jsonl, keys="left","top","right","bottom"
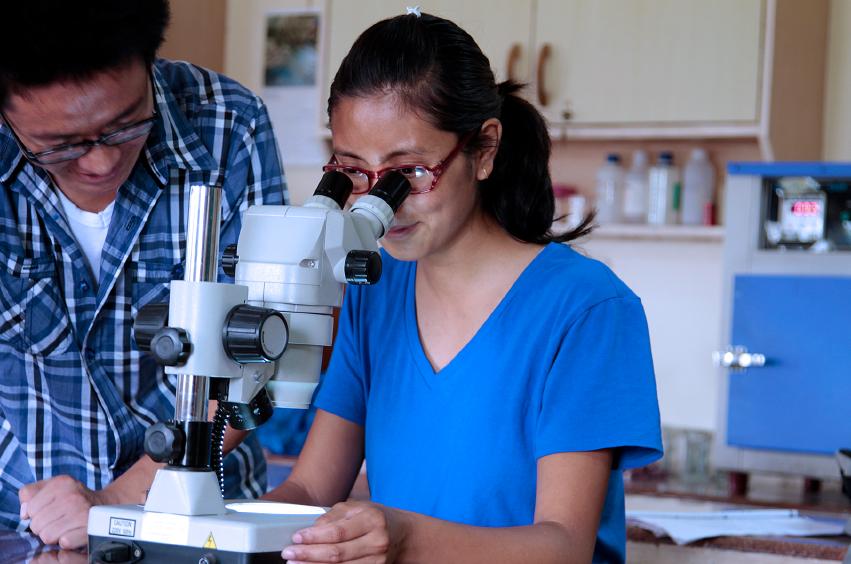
{"left": 823, "top": 0, "right": 851, "bottom": 159}
{"left": 580, "top": 238, "right": 724, "bottom": 432}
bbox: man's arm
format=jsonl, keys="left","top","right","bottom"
{"left": 21, "top": 399, "right": 245, "bottom": 549}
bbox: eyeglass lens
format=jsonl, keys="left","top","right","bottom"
{"left": 35, "top": 120, "right": 155, "bottom": 165}
{"left": 336, "top": 166, "right": 432, "bottom": 194}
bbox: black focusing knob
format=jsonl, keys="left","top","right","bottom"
{"left": 223, "top": 305, "right": 288, "bottom": 363}
{"left": 150, "top": 327, "right": 192, "bottom": 366}
{"left": 222, "top": 244, "right": 239, "bottom": 278}
{"left": 144, "top": 422, "right": 185, "bottom": 463}
{"left": 91, "top": 541, "right": 140, "bottom": 563}
{"left": 133, "top": 303, "right": 170, "bottom": 351}
{"left": 345, "top": 250, "right": 382, "bottom": 285}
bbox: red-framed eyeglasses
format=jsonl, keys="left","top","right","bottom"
{"left": 322, "top": 134, "right": 472, "bottom": 195}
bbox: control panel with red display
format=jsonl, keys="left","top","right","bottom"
{"left": 790, "top": 200, "right": 822, "bottom": 217}
{"left": 778, "top": 193, "right": 826, "bottom": 243}
{"left": 761, "top": 178, "right": 851, "bottom": 250}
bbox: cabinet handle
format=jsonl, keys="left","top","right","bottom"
{"left": 537, "top": 43, "right": 552, "bottom": 106}
{"left": 713, "top": 346, "right": 767, "bottom": 371}
{"left": 506, "top": 43, "right": 522, "bottom": 82}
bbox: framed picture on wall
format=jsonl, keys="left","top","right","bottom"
{"left": 260, "top": 8, "right": 327, "bottom": 169}
{"left": 264, "top": 12, "right": 320, "bottom": 87}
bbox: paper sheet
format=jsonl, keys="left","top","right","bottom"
{"left": 627, "top": 508, "right": 846, "bottom": 545}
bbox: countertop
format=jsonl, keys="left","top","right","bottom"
{"left": 7, "top": 459, "right": 850, "bottom": 563}
{"left": 625, "top": 471, "right": 851, "bottom": 562}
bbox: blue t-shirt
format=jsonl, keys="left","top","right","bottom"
{"left": 315, "top": 243, "right": 663, "bottom": 563}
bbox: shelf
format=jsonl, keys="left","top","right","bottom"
{"left": 578, "top": 223, "right": 725, "bottom": 243}
{"left": 323, "top": 122, "right": 760, "bottom": 143}
{"left": 548, "top": 122, "right": 762, "bottom": 142}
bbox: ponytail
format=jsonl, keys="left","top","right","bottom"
{"left": 480, "top": 81, "right": 594, "bottom": 244}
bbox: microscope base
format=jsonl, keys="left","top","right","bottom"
{"left": 88, "top": 501, "right": 325, "bottom": 563}
{"left": 87, "top": 536, "right": 283, "bottom": 563}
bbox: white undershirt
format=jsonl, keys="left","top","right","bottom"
{"left": 55, "top": 189, "right": 115, "bottom": 280}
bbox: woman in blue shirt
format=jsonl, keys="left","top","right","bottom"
{"left": 266, "top": 10, "right": 662, "bottom": 563}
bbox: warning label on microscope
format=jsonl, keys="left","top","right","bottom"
{"left": 109, "top": 517, "right": 137, "bottom": 537}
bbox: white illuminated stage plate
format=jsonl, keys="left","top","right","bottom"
{"left": 226, "top": 502, "right": 326, "bottom": 515}
{"left": 88, "top": 501, "right": 326, "bottom": 553}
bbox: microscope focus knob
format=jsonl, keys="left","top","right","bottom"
{"left": 222, "top": 244, "right": 239, "bottom": 278}
{"left": 133, "top": 303, "right": 170, "bottom": 351}
{"left": 223, "top": 305, "right": 288, "bottom": 363}
{"left": 144, "top": 422, "right": 185, "bottom": 463}
{"left": 345, "top": 250, "right": 382, "bottom": 285}
{"left": 150, "top": 327, "right": 192, "bottom": 366}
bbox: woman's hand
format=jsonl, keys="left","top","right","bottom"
{"left": 282, "top": 501, "right": 409, "bottom": 564}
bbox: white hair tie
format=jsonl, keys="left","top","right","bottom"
{"left": 406, "top": 6, "right": 422, "bottom": 17}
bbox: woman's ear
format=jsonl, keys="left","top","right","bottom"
{"left": 476, "top": 118, "right": 502, "bottom": 181}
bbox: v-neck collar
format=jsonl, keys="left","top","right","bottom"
{"left": 405, "top": 244, "right": 553, "bottom": 382}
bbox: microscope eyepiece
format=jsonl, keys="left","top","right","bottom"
{"left": 368, "top": 171, "right": 411, "bottom": 213}
{"left": 313, "top": 171, "right": 354, "bottom": 209}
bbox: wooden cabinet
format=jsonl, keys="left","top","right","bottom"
{"left": 325, "top": 0, "right": 765, "bottom": 126}
{"left": 323, "top": 0, "right": 532, "bottom": 105}
{"left": 324, "top": 1, "right": 764, "bottom": 126}
{"left": 320, "top": 0, "right": 826, "bottom": 159}
{"left": 533, "top": 0, "right": 763, "bottom": 126}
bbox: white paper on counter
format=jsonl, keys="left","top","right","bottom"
{"left": 626, "top": 509, "right": 845, "bottom": 545}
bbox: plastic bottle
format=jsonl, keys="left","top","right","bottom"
{"left": 647, "top": 151, "right": 680, "bottom": 225}
{"left": 622, "top": 150, "right": 649, "bottom": 223}
{"left": 681, "top": 148, "right": 715, "bottom": 225}
{"left": 595, "top": 153, "right": 624, "bottom": 224}
{"left": 552, "top": 184, "right": 578, "bottom": 231}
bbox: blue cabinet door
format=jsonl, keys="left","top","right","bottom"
{"left": 727, "top": 275, "right": 851, "bottom": 454}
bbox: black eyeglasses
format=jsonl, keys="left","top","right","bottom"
{"left": 0, "top": 109, "right": 157, "bottom": 166}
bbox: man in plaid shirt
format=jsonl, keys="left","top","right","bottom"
{"left": 0, "top": 1, "right": 287, "bottom": 548}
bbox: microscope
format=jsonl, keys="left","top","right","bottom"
{"left": 87, "top": 171, "right": 410, "bottom": 563}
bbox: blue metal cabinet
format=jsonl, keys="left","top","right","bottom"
{"left": 715, "top": 162, "right": 851, "bottom": 479}
{"left": 727, "top": 275, "right": 851, "bottom": 454}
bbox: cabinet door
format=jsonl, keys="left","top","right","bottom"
{"left": 726, "top": 275, "right": 851, "bottom": 455}
{"left": 535, "top": 0, "right": 764, "bottom": 125}
{"left": 324, "top": 0, "right": 532, "bottom": 119}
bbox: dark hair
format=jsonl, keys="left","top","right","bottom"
{"left": 0, "top": 0, "right": 171, "bottom": 108}
{"left": 328, "top": 13, "right": 593, "bottom": 244}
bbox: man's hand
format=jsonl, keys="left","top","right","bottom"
{"left": 20, "top": 475, "right": 117, "bottom": 549}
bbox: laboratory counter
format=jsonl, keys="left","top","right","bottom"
{"left": 4, "top": 459, "right": 850, "bottom": 563}
{"left": 625, "top": 471, "right": 851, "bottom": 563}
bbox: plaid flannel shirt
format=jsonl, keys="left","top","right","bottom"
{"left": 0, "top": 59, "right": 288, "bottom": 529}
